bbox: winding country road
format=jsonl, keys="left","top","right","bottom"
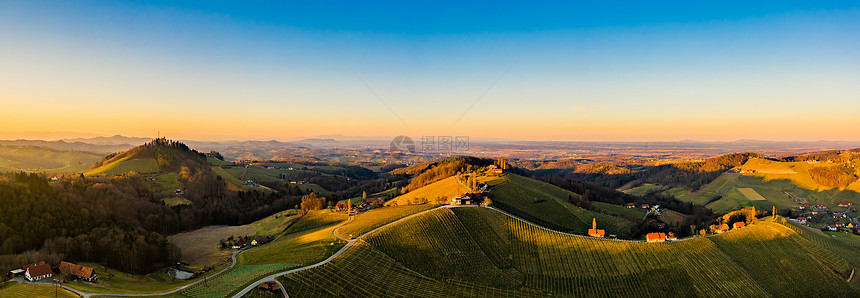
{"left": 55, "top": 202, "right": 758, "bottom": 297}
{"left": 45, "top": 247, "right": 244, "bottom": 298}
{"left": 231, "top": 205, "right": 468, "bottom": 297}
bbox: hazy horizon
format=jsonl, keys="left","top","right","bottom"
{"left": 4, "top": 131, "right": 860, "bottom": 144}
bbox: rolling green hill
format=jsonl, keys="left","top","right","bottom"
{"left": 84, "top": 155, "right": 160, "bottom": 175}
{"left": 678, "top": 169, "right": 860, "bottom": 213}
{"left": 384, "top": 171, "right": 634, "bottom": 236}
{"left": 278, "top": 207, "right": 858, "bottom": 297}
{"left": 492, "top": 174, "right": 633, "bottom": 236}
{"left": 385, "top": 176, "right": 464, "bottom": 206}
{"left": 85, "top": 138, "right": 206, "bottom": 176}
{"left": 0, "top": 145, "right": 103, "bottom": 173}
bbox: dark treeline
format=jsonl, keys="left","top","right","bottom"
{"left": 808, "top": 166, "right": 858, "bottom": 188}
{"left": 0, "top": 170, "right": 306, "bottom": 275}
{"left": 554, "top": 153, "right": 759, "bottom": 191}
{"left": 779, "top": 147, "right": 860, "bottom": 162}
{"left": 252, "top": 160, "right": 381, "bottom": 198}
{"left": 0, "top": 139, "right": 404, "bottom": 275}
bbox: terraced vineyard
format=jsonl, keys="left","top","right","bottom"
{"left": 777, "top": 217, "right": 860, "bottom": 289}
{"left": 277, "top": 207, "right": 859, "bottom": 297}
{"left": 182, "top": 263, "right": 297, "bottom": 297}
{"left": 335, "top": 204, "right": 436, "bottom": 239}
{"left": 710, "top": 221, "right": 854, "bottom": 296}
{"left": 492, "top": 174, "right": 632, "bottom": 236}
{"left": 678, "top": 172, "right": 740, "bottom": 205}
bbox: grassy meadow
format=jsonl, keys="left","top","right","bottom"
{"left": 179, "top": 210, "right": 348, "bottom": 297}
{"left": 385, "top": 176, "right": 464, "bottom": 206}
{"left": 0, "top": 282, "right": 79, "bottom": 298}
{"left": 84, "top": 156, "right": 159, "bottom": 176}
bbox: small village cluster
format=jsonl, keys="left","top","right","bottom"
{"left": 793, "top": 201, "right": 858, "bottom": 233}
{"left": 7, "top": 260, "right": 97, "bottom": 283}
{"left": 220, "top": 234, "right": 275, "bottom": 250}
{"left": 335, "top": 197, "right": 385, "bottom": 212}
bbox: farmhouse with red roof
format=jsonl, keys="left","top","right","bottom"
{"left": 23, "top": 261, "right": 53, "bottom": 282}
{"left": 646, "top": 232, "right": 666, "bottom": 243}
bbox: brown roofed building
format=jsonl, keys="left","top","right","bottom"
{"left": 260, "top": 281, "right": 281, "bottom": 292}
{"left": 59, "top": 261, "right": 97, "bottom": 281}
{"left": 646, "top": 233, "right": 666, "bottom": 243}
{"left": 23, "top": 262, "right": 53, "bottom": 282}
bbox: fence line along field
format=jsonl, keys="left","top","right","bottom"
{"left": 276, "top": 207, "right": 858, "bottom": 297}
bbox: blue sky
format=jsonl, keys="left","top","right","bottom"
{"left": 1, "top": 1, "right": 859, "bottom": 141}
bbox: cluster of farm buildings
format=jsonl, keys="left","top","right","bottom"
{"left": 7, "top": 261, "right": 97, "bottom": 283}
{"left": 793, "top": 201, "right": 859, "bottom": 233}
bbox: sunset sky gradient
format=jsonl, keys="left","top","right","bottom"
{"left": 1, "top": 1, "right": 859, "bottom": 141}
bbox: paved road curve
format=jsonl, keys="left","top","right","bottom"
{"left": 231, "top": 205, "right": 468, "bottom": 298}
{"left": 59, "top": 203, "right": 759, "bottom": 297}
{"left": 236, "top": 204, "right": 766, "bottom": 297}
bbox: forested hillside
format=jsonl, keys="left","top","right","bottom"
{"left": 0, "top": 140, "right": 323, "bottom": 275}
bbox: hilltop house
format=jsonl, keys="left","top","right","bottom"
{"left": 451, "top": 196, "right": 471, "bottom": 205}
{"left": 646, "top": 232, "right": 666, "bottom": 243}
{"left": 23, "top": 261, "right": 53, "bottom": 282}
{"left": 716, "top": 224, "right": 730, "bottom": 233}
{"left": 796, "top": 217, "right": 807, "bottom": 224}
{"left": 58, "top": 261, "right": 97, "bottom": 281}
{"left": 813, "top": 204, "right": 828, "bottom": 212}
{"left": 733, "top": 222, "right": 745, "bottom": 229}
{"left": 625, "top": 203, "right": 636, "bottom": 208}
{"left": 587, "top": 218, "right": 605, "bottom": 238}
{"left": 838, "top": 201, "right": 852, "bottom": 207}
{"left": 799, "top": 203, "right": 809, "bottom": 210}
{"left": 640, "top": 204, "right": 650, "bottom": 209}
